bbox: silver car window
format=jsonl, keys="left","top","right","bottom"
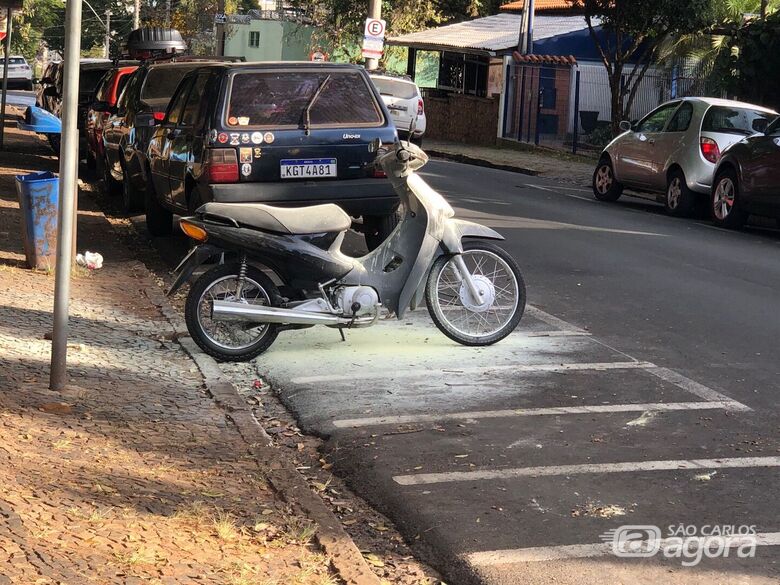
{"left": 635, "top": 102, "right": 680, "bottom": 133}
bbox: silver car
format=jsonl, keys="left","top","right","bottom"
{"left": 592, "top": 97, "right": 778, "bottom": 216}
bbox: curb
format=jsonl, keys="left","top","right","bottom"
{"left": 427, "top": 148, "right": 540, "bottom": 176}
{"left": 141, "top": 273, "right": 382, "bottom": 585}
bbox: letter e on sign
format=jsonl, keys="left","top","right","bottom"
{"left": 364, "top": 18, "right": 386, "bottom": 39}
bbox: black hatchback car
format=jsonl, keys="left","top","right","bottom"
{"left": 145, "top": 62, "right": 399, "bottom": 247}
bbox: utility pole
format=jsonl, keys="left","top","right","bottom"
{"left": 104, "top": 10, "right": 111, "bottom": 58}
{"left": 49, "top": 0, "right": 83, "bottom": 391}
{"left": 134, "top": 0, "right": 140, "bottom": 29}
{"left": 365, "top": 0, "right": 381, "bottom": 71}
{"left": 517, "top": 0, "right": 535, "bottom": 54}
{"left": 166, "top": 0, "right": 171, "bottom": 27}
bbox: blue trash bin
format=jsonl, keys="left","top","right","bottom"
{"left": 15, "top": 171, "right": 59, "bottom": 270}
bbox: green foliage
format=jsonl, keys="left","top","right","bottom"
{"left": 712, "top": 11, "right": 780, "bottom": 109}
{"left": 10, "top": 0, "right": 63, "bottom": 60}
{"left": 580, "top": 0, "right": 716, "bottom": 132}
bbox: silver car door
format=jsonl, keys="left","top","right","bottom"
{"left": 618, "top": 102, "right": 680, "bottom": 187}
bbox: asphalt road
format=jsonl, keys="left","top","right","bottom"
{"left": 133, "top": 159, "right": 780, "bottom": 584}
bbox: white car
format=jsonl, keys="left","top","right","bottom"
{"left": 2, "top": 56, "right": 32, "bottom": 90}
{"left": 370, "top": 73, "right": 426, "bottom": 143}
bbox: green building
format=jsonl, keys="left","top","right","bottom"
{"left": 215, "top": 11, "right": 317, "bottom": 61}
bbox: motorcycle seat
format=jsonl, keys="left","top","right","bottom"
{"left": 200, "top": 202, "right": 351, "bottom": 235}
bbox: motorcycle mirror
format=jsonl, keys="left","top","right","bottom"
{"left": 407, "top": 116, "right": 418, "bottom": 147}
{"left": 368, "top": 137, "right": 382, "bottom": 153}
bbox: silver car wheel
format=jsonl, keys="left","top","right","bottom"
{"left": 667, "top": 177, "right": 682, "bottom": 210}
{"left": 713, "top": 177, "right": 735, "bottom": 221}
{"left": 595, "top": 165, "right": 613, "bottom": 195}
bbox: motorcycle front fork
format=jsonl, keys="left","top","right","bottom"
{"left": 453, "top": 254, "right": 484, "bottom": 305}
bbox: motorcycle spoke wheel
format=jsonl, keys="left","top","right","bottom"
{"left": 426, "top": 241, "right": 525, "bottom": 346}
{"left": 197, "top": 275, "right": 270, "bottom": 350}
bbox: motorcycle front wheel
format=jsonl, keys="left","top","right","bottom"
{"left": 425, "top": 240, "right": 526, "bottom": 346}
{"left": 185, "top": 263, "right": 280, "bottom": 362}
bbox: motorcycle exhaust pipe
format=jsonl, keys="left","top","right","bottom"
{"left": 212, "top": 299, "right": 349, "bottom": 326}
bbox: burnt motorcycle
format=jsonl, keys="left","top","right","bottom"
{"left": 168, "top": 141, "right": 526, "bottom": 361}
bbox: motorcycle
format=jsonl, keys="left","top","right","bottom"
{"left": 167, "top": 141, "right": 526, "bottom": 362}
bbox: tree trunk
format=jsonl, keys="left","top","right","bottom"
{"left": 609, "top": 69, "right": 624, "bottom": 136}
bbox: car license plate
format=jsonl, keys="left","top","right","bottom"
{"left": 280, "top": 158, "right": 336, "bottom": 179}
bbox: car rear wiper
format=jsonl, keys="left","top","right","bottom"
{"left": 301, "top": 74, "right": 331, "bottom": 136}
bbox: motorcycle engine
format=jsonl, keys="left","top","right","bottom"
{"left": 337, "top": 286, "right": 379, "bottom": 317}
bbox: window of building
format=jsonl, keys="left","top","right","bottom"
{"left": 249, "top": 31, "right": 260, "bottom": 48}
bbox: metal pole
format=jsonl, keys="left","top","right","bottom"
{"left": 572, "top": 68, "right": 580, "bottom": 154}
{"left": 49, "top": 0, "right": 83, "bottom": 391}
{"left": 134, "top": 0, "right": 140, "bottom": 29}
{"left": 166, "top": 0, "right": 171, "bottom": 28}
{"left": 517, "top": 0, "right": 534, "bottom": 54}
{"left": 365, "top": 0, "right": 380, "bottom": 71}
{"left": 104, "top": 10, "right": 111, "bottom": 59}
{"left": 0, "top": 8, "right": 13, "bottom": 150}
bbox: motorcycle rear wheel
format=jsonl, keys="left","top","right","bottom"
{"left": 425, "top": 240, "right": 526, "bottom": 346}
{"left": 185, "top": 263, "right": 280, "bottom": 362}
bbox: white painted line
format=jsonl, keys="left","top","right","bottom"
{"left": 466, "top": 532, "right": 780, "bottom": 565}
{"left": 526, "top": 305, "right": 588, "bottom": 335}
{"left": 645, "top": 366, "right": 752, "bottom": 411}
{"left": 393, "top": 456, "right": 780, "bottom": 486}
{"left": 526, "top": 330, "right": 591, "bottom": 337}
{"left": 291, "top": 360, "right": 654, "bottom": 385}
{"left": 333, "top": 401, "right": 740, "bottom": 429}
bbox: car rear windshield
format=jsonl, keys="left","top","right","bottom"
{"left": 701, "top": 106, "right": 775, "bottom": 135}
{"left": 226, "top": 70, "right": 383, "bottom": 129}
{"left": 6, "top": 58, "right": 25, "bottom": 65}
{"left": 141, "top": 65, "right": 201, "bottom": 101}
{"left": 79, "top": 68, "right": 108, "bottom": 93}
{"left": 371, "top": 77, "right": 418, "bottom": 99}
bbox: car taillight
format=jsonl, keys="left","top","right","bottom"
{"left": 205, "top": 148, "right": 239, "bottom": 183}
{"left": 153, "top": 111, "right": 165, "bottom": 122}
{"left": 417, "top": 98, "right": 424, "bottom": 116}
{"left": 700, "top": 137, "right": 720, "bottom": 163}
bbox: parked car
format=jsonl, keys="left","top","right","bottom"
{"left": 592, "top": 97, "right": 778, "bottom": 216}
{"left": 145, "top": 62, "right": 399, "bottom": 249}
{"left": 1, "top": 56, "right": 33, "bottom": 90}
{"left": 369, "top": 73, "right": 426, "bottom": 144}
{"left": 86, "top": 65, "right": 138, "bottom": 170}
{"left": 35, "top": 61, "right": 60, "bottom": 110}
{"left": 102, "top": 58, "right": 231, "bottom": 211}
{"left": 38, "top": 59, "right": 137, "bottom": 154}
{"left": 710, "top": 115, "right": 780, "bottom": 228}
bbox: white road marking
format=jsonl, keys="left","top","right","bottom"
{"left": 332, "top": 401, "right": 741, "bottom": 429}
{"left": 393, "top": 456, "right": 780, "bottom": 486}
{"left": 522, "top": 182, "right": 593, "bottom": 202}
{"left": 645, "top": 366, "right": 751, "bottom": 410}
{"left": 291, "top": 360, "right": 654, "bottom": 385}
{"left": 526, "top": 305, "right": 588, "bottom": 335}
{"left": 466, "top": 532, "right": 780, "bottom": 565}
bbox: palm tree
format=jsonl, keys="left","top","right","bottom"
{"left": 657, "top": 0, "right": 780, "bottom": 93}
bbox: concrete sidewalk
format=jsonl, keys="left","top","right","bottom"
{"left": 0, "top": 114, "right": 434, "bottom": 584}
{"left": 424, "top": 139, "right": 596, "bottom": 188}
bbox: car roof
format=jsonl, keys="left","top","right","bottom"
{"left": 680, "top": 96, "right": 778, "bottom": 115}
{"left": 192, "top": 61, "right": 365, "bottom": 72}
{"left": 368, "top": 73, "right": 416, "bottom": 84}
{"left": 9, "top": 55, "right": 27, "bottom": 59}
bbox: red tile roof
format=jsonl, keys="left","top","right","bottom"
{"left": 501, "top": 0, "right": 580, "bottom": 11}
{"left": 512, "top": 51, "right": 577, "bottom": 65}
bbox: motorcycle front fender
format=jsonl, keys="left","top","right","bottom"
{"left": 441, "top": 219, "right": 504, "bottom": 254}
{"left": 166, "top": 243, "right": 224, "bottom": 296}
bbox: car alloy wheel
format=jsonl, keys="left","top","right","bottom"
{"left": 667, "top": 177, "right": 682, "bottom": 210}
{"left": 713, "top": 176, "right": 735, "bottom": 221}
{"left": 594, "top": 164, "right": 613, "bottom": 195}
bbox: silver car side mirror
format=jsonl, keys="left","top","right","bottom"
{"left": 619, "top": 120, "right": 632, "bottom": 132}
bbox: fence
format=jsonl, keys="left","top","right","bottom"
{"left": 502, "top": 61, "right": 725, "bottom": 153}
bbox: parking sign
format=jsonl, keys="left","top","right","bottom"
{"left": 364, "top": 18, "right": 386, "bottom": 38}
{"left": 362, "top": 18, "right": 386, "bottom": 59}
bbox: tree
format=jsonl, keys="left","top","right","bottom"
{"left": 712, "top": 10, "right": 780, "bottom": 109}
{"left": 580, "top": 0, "right": 716, "bottom": 133}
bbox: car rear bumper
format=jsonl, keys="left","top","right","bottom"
{"left": 205, "top": 177, "right": 400, "bottom": 216}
